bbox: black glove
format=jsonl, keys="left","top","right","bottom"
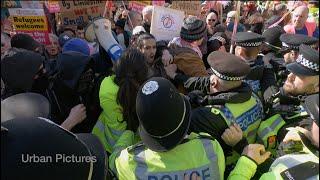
{"left": 187, "top": 90, "right": 206, "bottom": 108}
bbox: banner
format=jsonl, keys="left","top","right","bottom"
{"left": 20, "top": 1, "right": 44, "bottom": 9}
{"left": 9, "top": 8, "right": 50, "bottom": 45}
{"left": 171, "top": 1, "right": 201, "bottom": 16}
{"left": 58, "top": 0, "right": 105, "bottom": 26}
{"left": 129, "top": 1, "right": 152, "bottom": 13}
{"left": 152, "top": 0, "right": 165, "bottom": 6}
{"left": 150, "top": 6, "right": 184, "bottom": 41}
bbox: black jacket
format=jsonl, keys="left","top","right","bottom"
{"left": 46, "top": 51, "right": 101, "bottom": 133}
{"left": 188, "top": 83, "right": 253, "bottom": 156}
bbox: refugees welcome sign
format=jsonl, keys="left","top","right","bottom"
{"left": 9, "top": 8, "right": 50, "bottom": 44}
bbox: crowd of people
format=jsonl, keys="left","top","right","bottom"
{"left": 1, "top": 1, "right": 319, "bottom": 180}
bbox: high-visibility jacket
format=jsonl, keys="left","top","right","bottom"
{"left": 114, "top": 133, "right": 225, "bottom": 180}
{"left": 230, "top": 128, "right": 319, "bottom": 180}
{"left": 257, "top": 114, "right": 286, "bottom": 155}
{"left": 92, "top": 75, "right": 126, "bottom": 153}
{"left": 111, "top": 132, "right": 259, "bottom": 180}
{"left": 210, "top": 93, "right": 264, "bottom": 165}
{"left": 257, "top": 104, "right": 309, "bottom": 155}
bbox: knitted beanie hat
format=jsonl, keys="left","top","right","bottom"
{"left": 62, "top": 38, "right": 90, "bottom": 56}
{"left": 180, "top": 16, "right": 207, "bottom": 42}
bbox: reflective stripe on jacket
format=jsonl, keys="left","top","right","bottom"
{"left": 92, "top": 75, "right": 126, "bottom": 153}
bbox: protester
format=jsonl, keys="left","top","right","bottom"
{"left": 45, "top": 33, "right": 60, "bottom": 60}
{"left": 1, "top": 32, "right": 11, "bottom": 57}
{"left": 126, "top": 11, "right": 143, "bottom": 32}
{"left": 10, "top": 33, "right": 42, "bottom": 53}
{"left": 284, "top": 5, "right": 319, "bottom": 38}
{"left": 1, "top": 48, "right": 46, "bottom": 99}
{"left": 245, "top": 12, "right": 264, "bottom": 34}
{"left": 141, "top": 5, "right": 153, "bottom": 33}
{"left": 115, "top": 19, "right": 131, "bottom": 49}
{"left": 206, "top": 11, "right": 219, "bottom": 37}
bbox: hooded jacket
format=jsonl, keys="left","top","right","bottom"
{"left": 1, "top": 48, "right": 44, "bottom": 99}
{"left": 46, "top": 51, "right": 100, "bottom": 133}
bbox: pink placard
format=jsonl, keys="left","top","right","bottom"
{"left": 152, "top": 0, "right": 165, "bottom": 6}
{"left": 15, "top": 30, "right": 50, "bottom": 45}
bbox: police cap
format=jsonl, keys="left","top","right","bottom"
{"left": 208, "top": 51, "right": 250, "bottom": 81}
{"left": 304, "top": 94, "right": 319, "bottom": 126}
{"left": 286, "top": 44, "right": 319, "bottom": 76}
{"left": 279, "top": 33, "right": 318, "bottom": 52}
{"left": 234, "top": 32, "right": 265, "bottom": 47}
{"left": 262, "top": 26, "right": 285, "bottom": 50}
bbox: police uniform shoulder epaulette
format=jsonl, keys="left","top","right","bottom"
{"left": 127, "top": 142, "right": 145, "bottom": 153}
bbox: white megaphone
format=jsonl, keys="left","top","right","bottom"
{"left": 84, "top": 17, "right": 122, "bottom": 62}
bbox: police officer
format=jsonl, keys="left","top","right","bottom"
{"left": 189, "top": 51, "right": 264, "bottom": 176}
{"left": 231, "top": 94, "right": 319, "bottom": 179}
{"left": 234, "top": 32, "right": 277, "bottom": 102}
{"left": 263, "top": 33, "right": 319, "bottom": 101}
{"left": 279, "top": 33, "right": 318, "bottom": 64}
{"left": 258, "top": 44, "right": 319, "bottom": 154}
{"left": 108, "top": 77, "right": 268, "bottom": 180}
{"left": 261, "top": 26, "right": 286, "bottom": 87}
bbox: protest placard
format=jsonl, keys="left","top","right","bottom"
{"left": 20, "top": 1, "right": 44, "bottom": 9}
{"left": 171, "top": 1, "right": 201, "bottom": 16}
{"left": 129, "top": 1, "right": 152, "bottom": 13}
{"left": 150, "top": 6, "right": 184, "bottom": 41}
{"left": 9, "top": 8, "right": 50, "bottom": 44}
{"left": 152, "top": 0, "right": 165, "bottom": 6}
{"left": 58, "top": 0, "right": 105, "bottom": 26}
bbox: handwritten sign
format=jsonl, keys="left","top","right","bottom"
{"left": 171, "top": 1, "right": 201, "bottom": 16}
{"left": 129, "top": 1, "right": 152, "bottom": 13}
{"left": 58, "top": 1, "right": 105, "bottom": 26}
{"left": 150, "top": 6, "right": 184, "bottom": 41}
{"left": 8, "top": 8, "right": 50, "bottom": 44}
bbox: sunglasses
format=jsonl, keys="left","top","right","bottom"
{"left": 208, "top": 19, "right": 216, "bottom": 22}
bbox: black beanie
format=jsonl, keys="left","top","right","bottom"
{"left": 180, "top": 16, "right": 207, "bottom": 42}
{"left": 10, "top": 33, "right": 41, "bottom": 51}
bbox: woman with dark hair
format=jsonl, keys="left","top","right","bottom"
{"left": 135, "top": 33, "right": 170, "bottom": 78}
{"left": 92, "top": 48, "right": 149, "bottom": 154}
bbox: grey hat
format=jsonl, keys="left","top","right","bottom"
{"left": 1, "top": 93, "right": 50, "bottom": 122}
{"left": 180, "top": 16, "right": 207, "bottom": 42}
